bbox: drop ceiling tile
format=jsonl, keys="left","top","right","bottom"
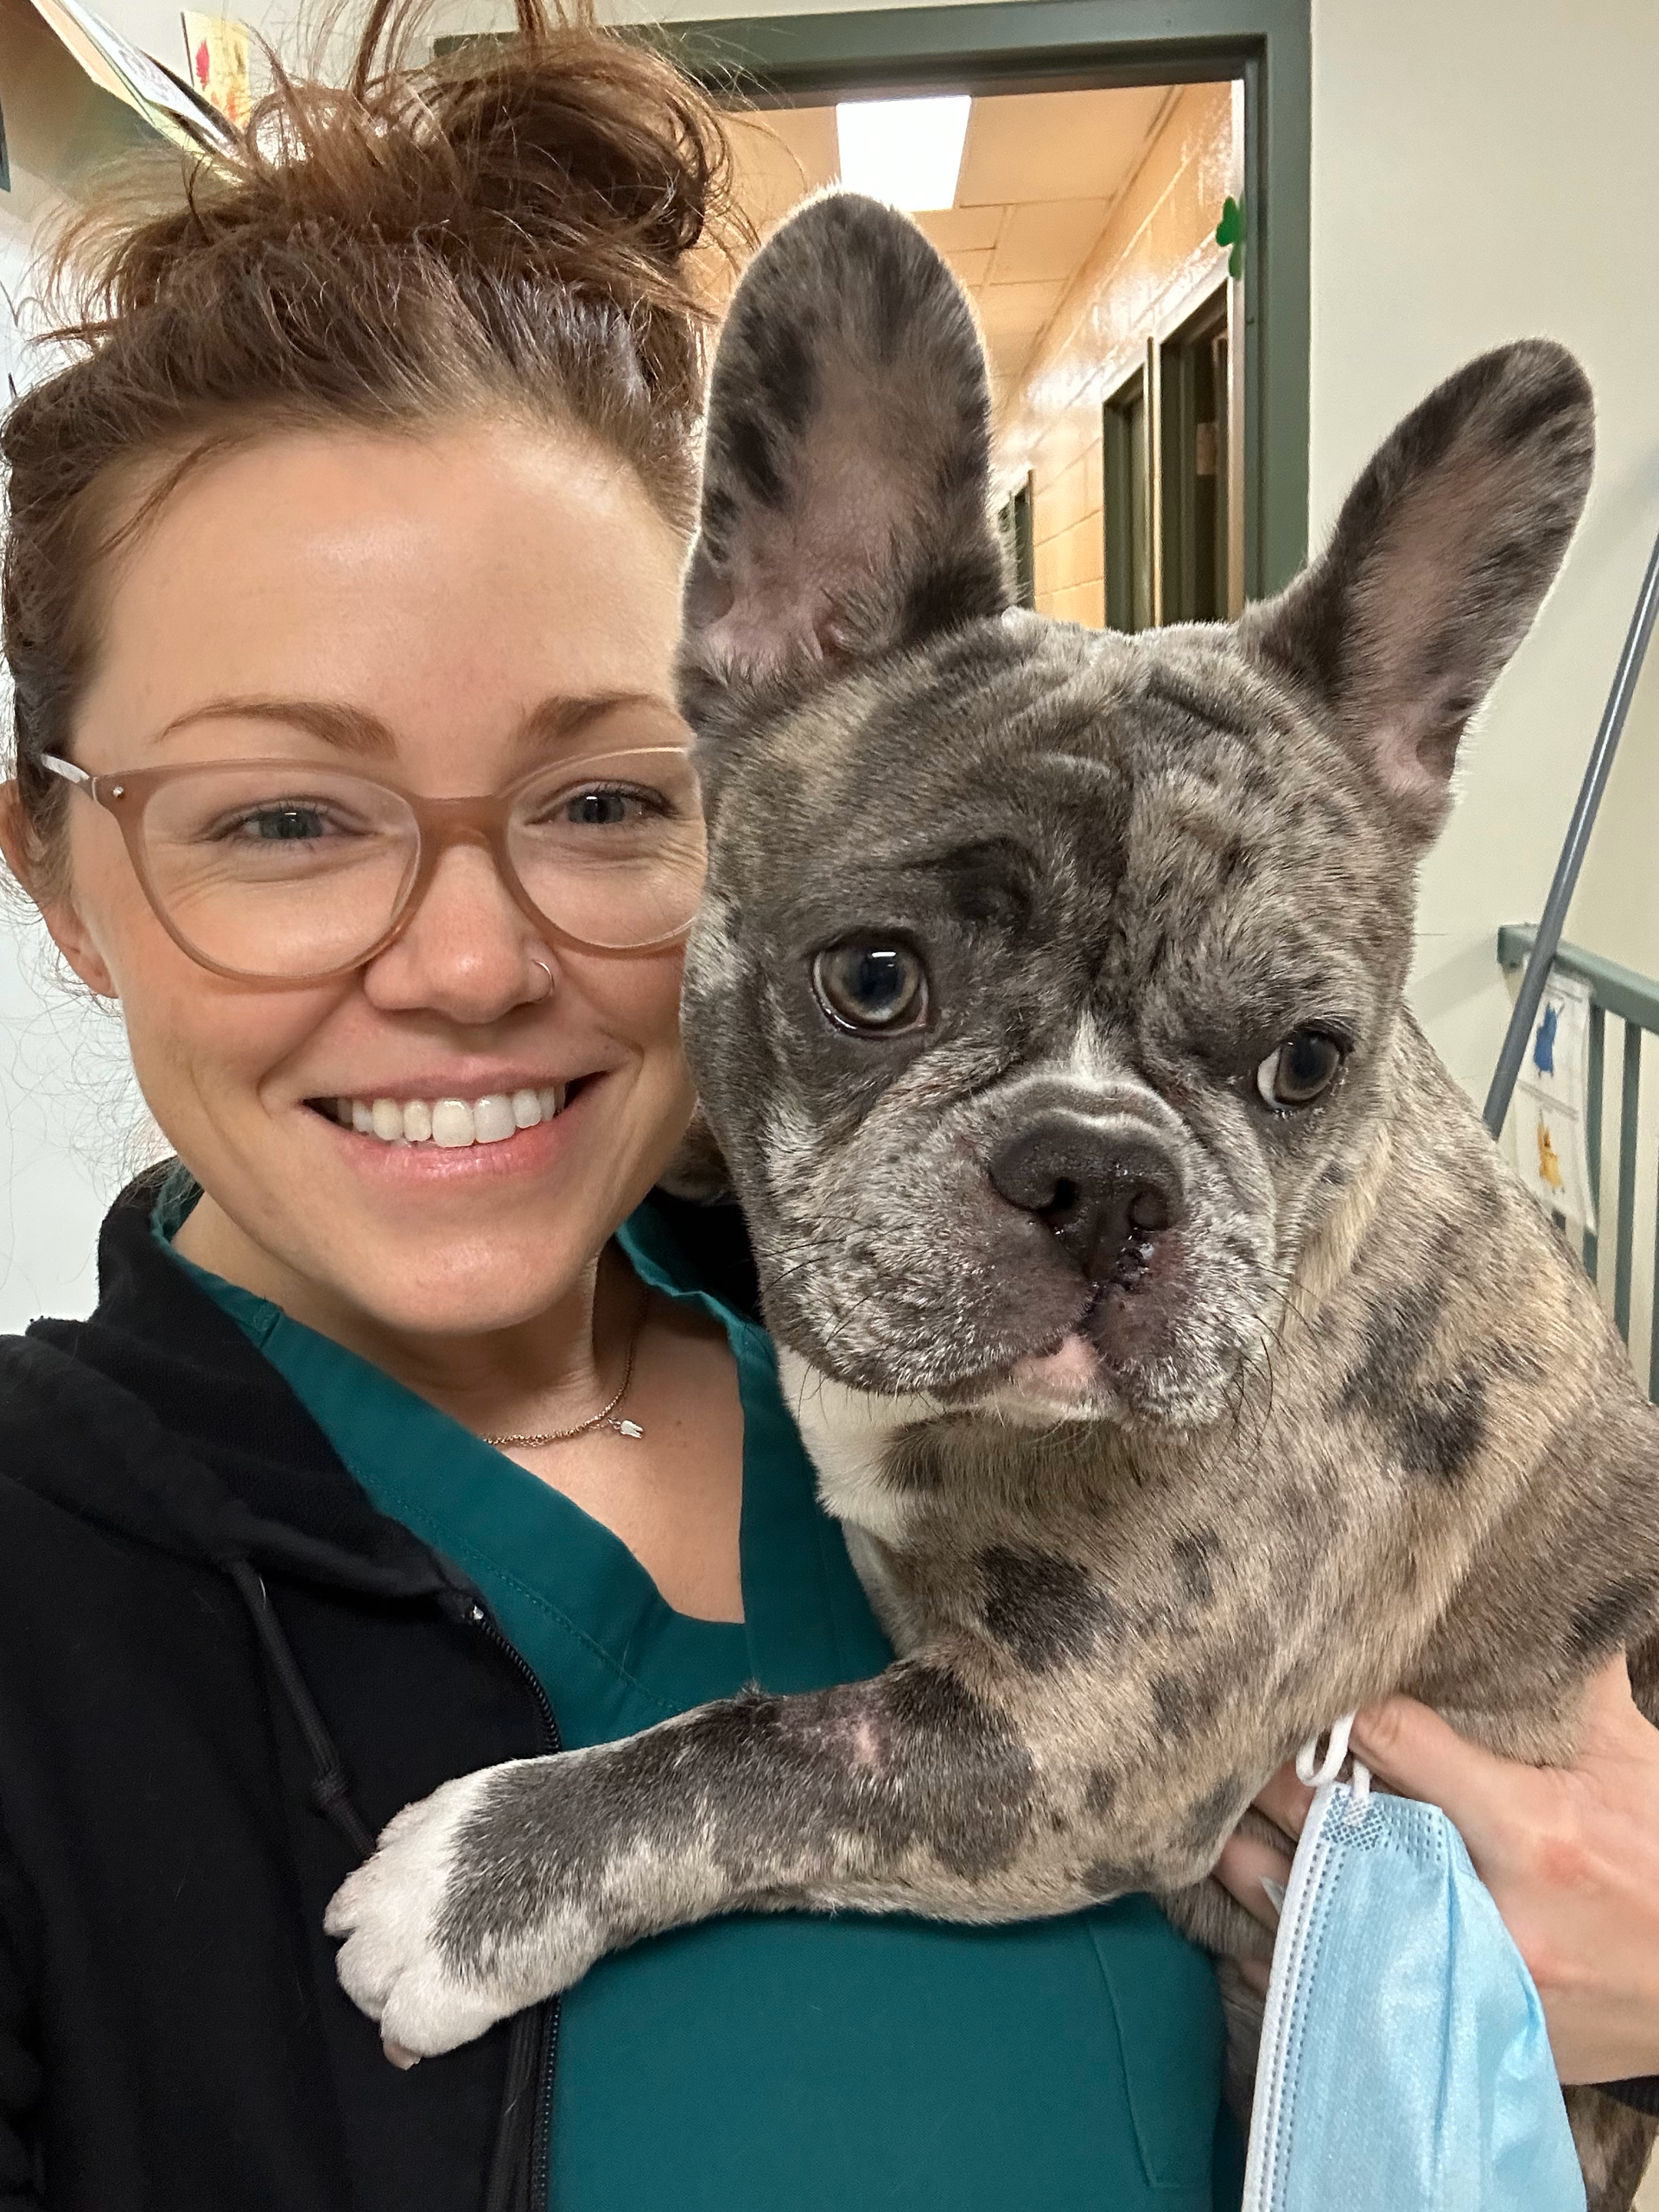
{"left": 912, "top": 204, "right": 1004, "bottom": 255}
{"left": 976, "top": 279, "right": 1064, "bottom": 337}
{"left": 725, "top": 104, "right": 840, "bottom": 235}
{"left": 989, "top": 198, "right": 1109, "bottom": 287}
{"left": 948, "top": 247, "right": 995, "bottom": 287}
{"left": 956, "top": 85, "right": 1171, "bottom": 207}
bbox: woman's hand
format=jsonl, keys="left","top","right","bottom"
{"left": 1212, "top": 1657, "right": 1659, "bottom": 2085}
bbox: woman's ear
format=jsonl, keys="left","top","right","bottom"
{"left": 0, "top": 778, "right": 119, "bottom": 997}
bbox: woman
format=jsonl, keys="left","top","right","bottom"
{"left": 0, "top": 11, "right": 1654, "bottom": 2211}
{"left": 0, "top": 8, "right": 1236, "bottom": 2207}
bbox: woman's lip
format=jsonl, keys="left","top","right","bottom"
{"left": 308, "top": 1074, "right": 598, "bottom": 1180}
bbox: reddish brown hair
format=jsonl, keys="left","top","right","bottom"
{"left": 3, "top": 0, "right": 741, "bottom": 888}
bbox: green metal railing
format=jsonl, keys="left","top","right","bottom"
{"left": 1497, "top": 925, "right": 1659, "bottom": 1400}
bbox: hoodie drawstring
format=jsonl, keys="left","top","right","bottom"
{"left": 228, "top": 1559, "right": 377, "bottom": 1859}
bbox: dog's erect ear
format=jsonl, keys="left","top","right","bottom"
{"left": 1242, "top": 340, "right": 1593, "bottom": 841}
{"left": 677, "top": 192, "right": 1007, "bottom": 753}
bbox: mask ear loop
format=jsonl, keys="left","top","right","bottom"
{"left": 1295, "top": 1711, "right": 1373, "bottom": 1814}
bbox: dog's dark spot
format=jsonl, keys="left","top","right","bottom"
{"left": 1172, "top": 1529, "right": 1222, "bottom": 1605}
{"left": 927, "top": 836, "right": 1037, "bottom": 932}
{"left": 1568, "top": 1577, "right": 1659, "bottom": 1662}
{"left": 1418, "top": 623, "right": 1466, "bottom": 683}
{"left": 981, "top": 1548, "right": 1118, "bottom": 1673}
{"left": 877, "top": 1666, "right": 1037, "bottom": 1877}
{"left": 903, "top": 551, "right": 1005, "bottom": 650}
{"left": 861, "top": 226, "right": 913, "bottom": 363}
{"left": 884, "top": 1428, "right": 947, "bottom": 1491}
{"left": 1153, "top": 1650, "right": 1232, "bottom": 1740}
{"left": 724, "top": 410, "right": 784, "bottom": 509}
{"left": 1083, "top": 1765, "right": 1118, "bottom": 1816}
{"left": 1180, "top": 1774, "right": 1248, "bottom": 1854}
{"left": 750, "top": 316, "right": 817, "bottom": 436}
{"left": 1078, "top": 1858, "right": 1128, "bottom": 1900}
{"left": 1338, "top": 1285, "right": 1489, "bottom": 1481}
{"left": 1497, "top": 362, "right": 1589, "bottom": 454}
{"left": 1402, "top": 1370, "right": 1488, "bottom": 1481}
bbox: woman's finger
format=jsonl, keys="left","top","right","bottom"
{"left": 1253, "top": 1764, "right": 1314, "bottom": 1841}
{"left": 1213, "top": 1828, "right": 1294, "bottom": 1933}
{"left": 1351, "top": 1695, "right": 1536, "bottom": 1864}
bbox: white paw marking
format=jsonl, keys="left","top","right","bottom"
{"left": 325, "top": 1767, "right": 522, "bottom": 2060}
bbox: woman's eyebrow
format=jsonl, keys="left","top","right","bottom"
{"left": 150, "top": 690, "right": 683, "bottom": 758}
{"left": 512, "top": 691, "right": 686, "bottom": 753}
{"left": 154, "top": 698, "right": 399, "bottom": 755}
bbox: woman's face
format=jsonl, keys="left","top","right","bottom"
{"left": 34, "top": 420, "right": 697, "bottom": 1338}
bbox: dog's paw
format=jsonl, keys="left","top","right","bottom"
{"left": 324, "top": 1758, "right": 605, "bottom": 2062}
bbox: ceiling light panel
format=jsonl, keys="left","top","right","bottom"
{"left": 835, "top": 95, "right": 971, "bottom": 213}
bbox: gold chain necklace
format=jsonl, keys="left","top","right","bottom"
{"left": 482, "top": 1287, "right": 648, "bottom": 1448}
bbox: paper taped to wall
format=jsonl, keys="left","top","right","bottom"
{"left": 1510, "top": 966, "right": 1598, "bottom": 1230}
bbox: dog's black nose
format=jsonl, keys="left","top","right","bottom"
{"left": 989, "top": 1117, "right": 1182, "bottom": 1281}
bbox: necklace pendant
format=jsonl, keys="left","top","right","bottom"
{"left": 612, "top": 1417, "right": 645, "bottom": 1440}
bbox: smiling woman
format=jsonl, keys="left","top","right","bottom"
{"left": 0, "top": 4, "right": 1238, "bottom": 2208}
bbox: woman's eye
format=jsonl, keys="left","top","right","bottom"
{"left": 563, "top": 788, "right": 648, "bottom": 827}
{"left": 232, "top": 804, "right": 333, "bottom": 842}
{"left": 812, "top": 942, "right": 929, "bottom": 1034}
{"left": 1255, "top": 1028, "right": 1345, "bottom": 1110}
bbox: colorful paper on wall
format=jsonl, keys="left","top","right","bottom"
{"left": 181, "top": 12, "right": 251, "bottom": 130}
{"left": 28, "top": 0, "right": 238, "bottom": 154}
{"left": 1510, "top": 965, "right": 1598, "bottom": 1230}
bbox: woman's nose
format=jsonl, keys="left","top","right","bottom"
{"left": 361, "top": 840, "right": 549, "bottom": 1021}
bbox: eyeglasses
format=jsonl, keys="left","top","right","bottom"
{"left": 41, "top": 746, "right": 707, "bottom": 983}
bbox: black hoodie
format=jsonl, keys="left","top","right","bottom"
{"left": 0, "top": 1177, "right": 563, "bottom": 2210}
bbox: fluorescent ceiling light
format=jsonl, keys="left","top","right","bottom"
{"left": 835, "top": 95, "right": 971, "bottom": 213}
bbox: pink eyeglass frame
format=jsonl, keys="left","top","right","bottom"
{"left": 39, "top": 748, "right": 706, "bottom": 985}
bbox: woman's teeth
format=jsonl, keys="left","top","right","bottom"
{"left": 329, "top": 1085, "right": 566, "bottom": 1147}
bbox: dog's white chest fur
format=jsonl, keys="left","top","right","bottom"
{"left": 773, "top": 1350, "right": 942, "bottom": 1651}
{"left": 772, "top": 1349, "right": 935, "bottom": 1543}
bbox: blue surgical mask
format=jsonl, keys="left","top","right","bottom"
{"left": 1241, "top": 1716, "right": 1586, "bottom": 2211}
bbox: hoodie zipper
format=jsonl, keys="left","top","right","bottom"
{"left": 456, "top": 1592, "right": 563, "bottom": 2212}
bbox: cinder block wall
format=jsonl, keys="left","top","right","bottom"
{"left": 994, "top": 82, "right": 1236, "bottom": 629}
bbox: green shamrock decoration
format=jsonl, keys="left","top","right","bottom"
{"left": 1216, "top": 195, "right": 1245, "bottom": 281}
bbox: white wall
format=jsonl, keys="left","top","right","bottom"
{"left": 1308, "top": 0, "right": 1659, "bottom": 1105}
{"left": 4, "top": 0, "right": 1657, "bottom": 1327}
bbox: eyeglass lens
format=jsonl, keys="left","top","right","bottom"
{"left": 133, "top": 748, "right": 706, "bottom": 979}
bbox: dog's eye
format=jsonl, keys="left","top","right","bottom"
{"left": 1255, "top": 1029, "right": 1344, "bottom": 1110}
{"left": 812, "top": 942, "right": 929, "bottom": 1034}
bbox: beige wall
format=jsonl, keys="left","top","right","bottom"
{"left": 995, "top": 82, "right": 1236, "bottom": 629}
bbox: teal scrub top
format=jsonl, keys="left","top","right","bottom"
{"left": 156, "top": 1178, "right": 1242, "bottom": 2211}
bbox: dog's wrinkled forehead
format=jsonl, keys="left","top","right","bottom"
{"left": 702, "top": 601, "right": 1398, "bottom": 1058}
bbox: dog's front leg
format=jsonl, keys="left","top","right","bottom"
{"left": 327, "top": 1649, "right": 1235, "bottom": 2059}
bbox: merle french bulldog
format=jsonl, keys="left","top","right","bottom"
{"left": 327, "top": 194, "right": 1659, "bottom": 2205}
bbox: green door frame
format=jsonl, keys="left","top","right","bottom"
{"left": 659, "top": 0, "right": 1310, "bottom": 599}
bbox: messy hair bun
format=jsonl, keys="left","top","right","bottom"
{"left": 3, "top": 0, "right": 742, "bottom": 883}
